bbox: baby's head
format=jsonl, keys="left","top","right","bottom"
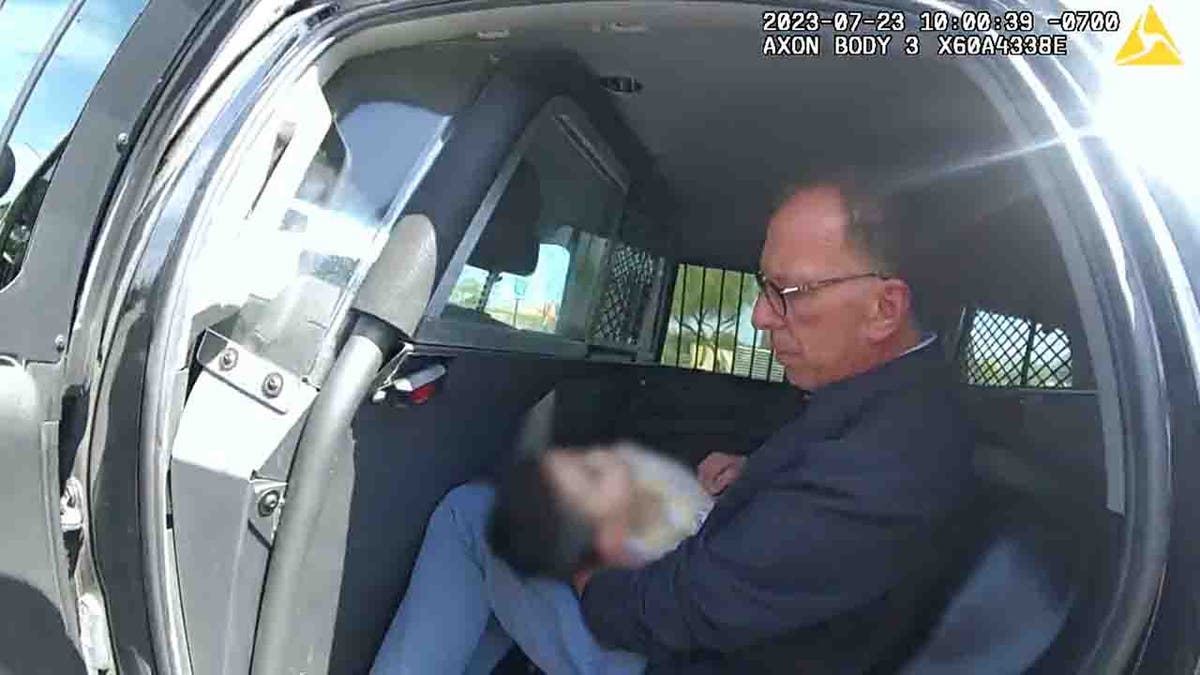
{"left": 486, "top": 444, "right": 638, "bottom": 580}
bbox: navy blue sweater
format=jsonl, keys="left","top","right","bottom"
{"left": 580, "top": 341, "right": 976, "bottom": 674}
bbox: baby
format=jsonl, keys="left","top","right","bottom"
{"left": 487, "top": 441, "right": 716, "bottom": 581}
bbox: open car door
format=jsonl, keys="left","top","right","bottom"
{"left": 0, "top": 0, "right": 317, "bottom": 670}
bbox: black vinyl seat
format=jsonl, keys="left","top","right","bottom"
{"left": 498, "top": 382, "right": 1090, "bottom": 675}
{"left": 900, "top": 491, "right": 1081, "bottom": 674}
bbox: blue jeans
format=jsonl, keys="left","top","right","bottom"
{"left": 372, "top": 483, "right": 647, "bottom": 675}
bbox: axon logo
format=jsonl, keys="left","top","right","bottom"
{"left": 1115, "top": 5, "right": 1182, "bottom": 65}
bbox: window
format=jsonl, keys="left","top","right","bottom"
{"left": 0, "top": 140, "right": 63, "bottom": 287}
{"left": 0, "top": 0, "right": 150, "bottom": 289}
{"left": 182, "top": 67, "right": 451, "bottom": 381}
{"left": 450, "top": 243, "right": 571, "bottom": 332}
{"left": 659, "top": 263, "right": 786, "bottom": 383}
{"left": 440, "top": 109, "right": 627, "bottom": 344}
{"left": 958, "top": 307, "right": 1073, "bottom": 388}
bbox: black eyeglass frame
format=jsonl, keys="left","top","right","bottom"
{"left": 754, "top": 270, "right": 891, "bottom": 316}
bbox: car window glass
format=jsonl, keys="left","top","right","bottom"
{"left": 958, "top": 307, "right": 1074, "bottom": 388}
{"left": 451, "top": 243, "right": 570, "bottom": 331}
{"left": 0, "top": 0, "right": 148, "bottom": 288}
{"left": 659, "top": 263, "right": 784, "bottom": 382}
{"left": 184, "top": 69, "right": 450, "bottom": 381}
{"left": 441, "top": 115, "right": 624, "bottom": 342}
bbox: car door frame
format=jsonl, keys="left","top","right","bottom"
{"left": 9, "top": 1, "right": 1196, "bottom": 674}
{"left": 0, "top": 0, "right": 329, "bottom": 671}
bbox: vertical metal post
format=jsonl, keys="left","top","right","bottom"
{"left": 675, "top": 263, "right": 684, "bottom": 367}
{"left": 953, "top": 306, "right": 977, "bottom": 381}
{"left": 1019, "top": 320, "right": 1038, "bottom": 386}
{"left": 715, "top": 270, "right": 726, "bottom": 373}
{"left": 695, "top": 267, "right": 707, "bottom": 370}
{"left": 749, "top": 328, "right": 759, "bottom": 379}
{"left": 732, "top": 273, "right": 745, "bottom": 375}
{"left": 767, "top": 343, "right": 776, "bottom": 382}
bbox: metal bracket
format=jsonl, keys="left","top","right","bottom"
{"left": 170, "top": 337, "right": 316, "bottom": 674}
{"left": 251, "top": 478, "right": 287, "bottom": 518}
{"left": 249, "top": 478, "right": 288, "bottom": 544}
{"left": 368, "top": 342, "right": 415, "bottom": 403}
{"left": 370, "top": 363, "right": 447, "bottom": 404}
{"left": 196, "top": 330, "right": 306, "bottom": 415}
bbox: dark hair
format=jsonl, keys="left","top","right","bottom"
{"left": 486, "top": 456, "right": 597, "bottom": 581}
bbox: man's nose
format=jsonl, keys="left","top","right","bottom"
{"left": 751, "top": 293, "right": 784, "bottom": 331}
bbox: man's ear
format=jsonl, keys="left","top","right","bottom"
{"left": 867, "top": 278, "right": 912, "bottom": 342}
{"left": 593, "top": 521, "right": 631, "bottom": 567}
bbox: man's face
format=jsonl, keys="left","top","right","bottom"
{"left": 752, "top": 185, "right": 886, "bottom": 390}
{"left": 542, "top": 448, "right": 635, "bottom": 527}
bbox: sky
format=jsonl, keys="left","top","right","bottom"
{"left": 458, "top": 243, "right": 572, "bottom": 311}
{"left": 0, "top": 0, "right": 145, "bottom": 198}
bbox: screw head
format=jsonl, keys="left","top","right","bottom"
{"left": 115, "top": 132, "right": 129, "bottom": 150}
{"left": 54, "top": 335, "right": 67, "bottom": 352}
{"left": 257, "top": 490, "right": 281, "bottom": 517}
{"left": 262, "top": 372, "right": 284, "bottom": 398}
{"left": 218, "top": 348, "right": 238, "bottom": 371}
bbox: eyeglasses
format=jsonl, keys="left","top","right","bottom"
{"left": 754, "top": 270, "right": 890, "bottom": 317}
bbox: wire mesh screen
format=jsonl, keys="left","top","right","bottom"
{"left": 960, "top": 309, "right": 1028, "bottom": 386}
{"left": 589, "top": 242, "right": 660, "bottom": 347}
{"left": 1026, "top": 326, "right": 1073, "bottom": 387}
{"left": 959, "top": 308, "right": 1072, "bottom": 388}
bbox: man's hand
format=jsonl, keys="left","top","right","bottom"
{"left": 697, "top": 452, "right": 747, "bottom": 496}
{"left": 572, "top": 566, "right": 596, "bottom": 595}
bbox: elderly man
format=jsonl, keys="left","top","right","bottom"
{"left": 574, "top": 181, "right": 975, "bottom": 673}
{"left": 373, "top": 180, "right": 975, "bottom": 674}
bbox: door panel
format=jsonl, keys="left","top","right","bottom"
{"left": 0, "top": 363, "right": 86, "bottom": 673}
{"left": 0, "top": 0, "right": 278, "bottom": 671}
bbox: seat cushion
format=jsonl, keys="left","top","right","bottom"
{"left": 899, "top": 500, "right": 1078, "bottom": 674}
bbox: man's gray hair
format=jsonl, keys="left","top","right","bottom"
{"left": 776, "top": 173, "right": 910, "bottom": 277}
{"left": 774, "top": 173, "right": 924, "bottom": 330}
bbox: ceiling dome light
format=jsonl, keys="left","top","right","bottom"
{"left": 607, "top": 21, "right": 649, "bottom": 34}
{"left": 599, "top": 75, "right": 643, "bottom": 95}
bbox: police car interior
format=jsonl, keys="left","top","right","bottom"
{"left": 1, "top": 2, "right": 1197, "bottom": 675}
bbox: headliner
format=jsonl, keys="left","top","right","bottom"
{"left": 491, "top": 5, "right": 1031, "bottom": 270}
{"left": 328, "top": 1, "right": 1076, "bottom": 325}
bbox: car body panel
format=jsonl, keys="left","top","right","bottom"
{"left": 0, "top": 0, "right": 302, "bottom": 671}
{"left": 2, "top": 0, "right": 1199, "bottom": 673}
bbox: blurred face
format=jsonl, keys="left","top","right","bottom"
{"left": 542, "top": 447, "right": 635, "bottom": 527}
{"left": 752, "top": 185, "right": 910, "bottom": 390}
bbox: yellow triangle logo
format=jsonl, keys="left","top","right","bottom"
{"left": 1115, "top": 5, "right": 1183, "bottom": 65}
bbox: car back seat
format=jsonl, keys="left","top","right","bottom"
{"left": 505, "top": 379, "right": 1092, "bottom": 674}
{"left": 898, "top": 484, "right": 1082, "bottom": 674}
{"left": 898, "top": 388, "right": 1107, "bottom": 673}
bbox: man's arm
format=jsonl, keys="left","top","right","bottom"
{"left": 579, "top": 487, "right": 909, "bottom": 653}
{"left": 579, "top": 408, "right": 971, "bottom": 657}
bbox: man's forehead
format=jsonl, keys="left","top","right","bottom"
{"left": 769, "top": 185, "right": 847, "bottom": 237}
{"left": 761, "top": 185, "right": 853, "bottom": 274}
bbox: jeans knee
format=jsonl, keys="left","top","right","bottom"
{"left": 431, "top": 482, "right": 495, "bottom": 535}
